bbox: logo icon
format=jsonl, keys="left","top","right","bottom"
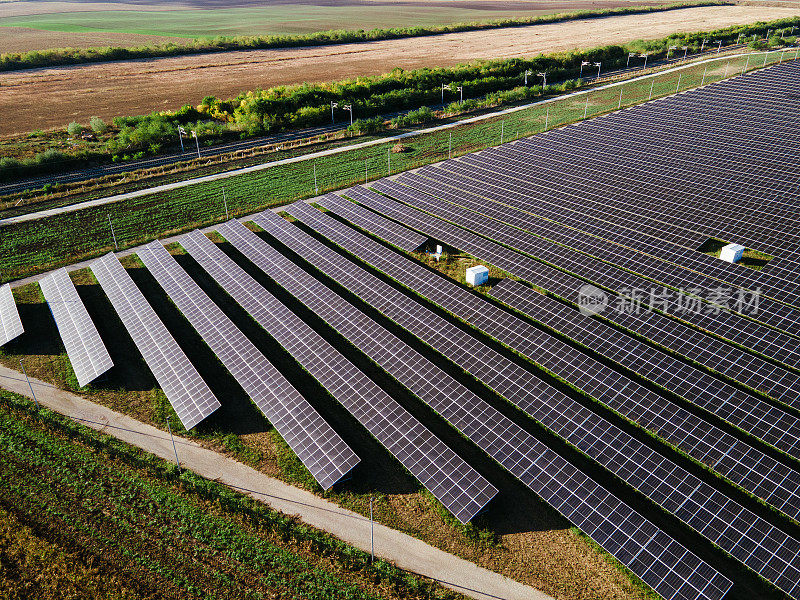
{"left": 577, "top": 284, "right": 608, "bottom": 316}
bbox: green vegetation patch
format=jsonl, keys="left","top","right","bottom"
{"left": 0, "top": 388, "right": 460, "bottom": 600}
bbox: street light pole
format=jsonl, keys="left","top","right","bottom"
{"left": 668, "top": 45, "right": 677, "bottom": 59}
{"left": 524, "top": 69, "right": 532, "bottom": 85}
{"left": 538, "top": 71, "right": 547, "bottom": 89}
{"left": 192, "top": 130, "right": 201, "bottom": 159}
{"left": 177, "top": 125, "right": 186, "bottom": 153}
{"left": 343, "top": 104, "right": 353, "bottom": 125}
{"left": 594, "top": 62, "right": 601, "bottom": 79}
{"left": 579, "top": 61, "right": 590, "bottom": 79}
{"left": 717, "top": 40, "right": 722, "bottom": 53}
{"left": 330, "top": 101, "right": 338, "bottom": 124}
{"left": 457, "top": 86, "right": 463, "bottom": 103}
{"left": 627, "top": 52, "right": 636, "bottom": 67}
{"left": 682, "top": 45, "right": 688, "bottom": 59}
{"left": 640, "top": 53, "right": 648, "bottom": 69}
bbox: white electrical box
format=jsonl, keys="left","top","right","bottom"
{"left": 720, "top": 243, "right": 746, "bottom": 264}
{"left": 466, "top": 265, "right": 489, "bottom": 286}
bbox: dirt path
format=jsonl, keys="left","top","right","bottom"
{"left": 0, "top": 362, "right": 553, "bottom": 600}
{"left": 1, "top": 5, "right": 798, "bottom": 135}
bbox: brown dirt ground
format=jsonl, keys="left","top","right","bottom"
{"left": 0, "top": 26, "right": 190, "bottom": 52}
{"left": 1, "top": 4, "right": 798, "bottom": 135}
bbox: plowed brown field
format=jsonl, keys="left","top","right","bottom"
{"left": 1, "top": 4, "right": 798, "bottom": 135}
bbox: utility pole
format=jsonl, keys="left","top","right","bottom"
{"left": 166, "top": 416, "right": 181, "bottom": 474}
{"left": 19, "top": 359, "right": 38, "bottom": 409}
{"left": 370, "top": 497, "right": 374, "bottom": 564}
{"left": 108, "top": 214, "right": 118, "bottom": 250}
{"left": 192, "top": 130, "right": 201, "bottom": 159}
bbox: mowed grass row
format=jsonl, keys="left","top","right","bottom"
{"left": 1, "top": 51, "right": 790, "bottom": 284}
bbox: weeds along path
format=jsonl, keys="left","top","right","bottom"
{"left": 0, "top": 362, "right": 551, "bottom": 600}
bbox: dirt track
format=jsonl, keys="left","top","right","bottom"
{"left": 1, "top": 4, "right": 798, "bottom": 135}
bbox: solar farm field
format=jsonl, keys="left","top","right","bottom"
{"left": 1, "top": 50, "right": 791, "bottom": 285}
{"left": 3, "top": 46, "right": 800, "bottom": 600}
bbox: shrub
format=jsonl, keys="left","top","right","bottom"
{"left": 90, "top": 116, "right": 107, "bottom": 134}
{"left": 67, "top": 121, "right": 84, "bottom": 136}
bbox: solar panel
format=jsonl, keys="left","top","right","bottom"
{"left": 274, "top": 202, "right": 800, "bottom": 599}
{"left": 232, "top": 211, "right": 732, "bottom": 600}
{"left": 39, "top": 268, "right": 113, "bottom": 387}
{"left": 0, "top": 283, "right": 23, "bottom": 347}
{"left": 322, "top": 190, "right": 800, "bottom": 462}
{"left": 180, "top": 228, "right": 494, "bottom": 522}
{"left": 90, "top": 253, "right": 220, "bottom": 429}
{"left": 416, "top": 159, "right": 800, "bottom": 310}
{"left": 364, "top": 179, "right": 800, "bottom": 374}
{"left": 316, "top": 194, "right": 428, "bottom": 252}
{"left": 135, "top": 240, "right": 359, "bottom": 491}
{"left": 427, "top": 156, "right": 800, "bottom": 316}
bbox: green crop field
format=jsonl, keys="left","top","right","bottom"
{"left": 0, "top": 50, "right": 792, "bottom": 284}
{"left": 0, "top": 3, "right": 600, "bottom": 39}
{"left": 0, "top": 389, "right": 461, "bottom": 600}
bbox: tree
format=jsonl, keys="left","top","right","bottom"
{"left": 90, "top": 116, "right": 107, "bottom": 134}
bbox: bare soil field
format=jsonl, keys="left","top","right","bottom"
{"left": 1, "top": 4, "right": 798, "bottom": 135}
{"left": 0, "top": 26, "right": 188, "bottom": 52}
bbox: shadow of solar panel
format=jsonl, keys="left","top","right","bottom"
{"left": 0, "top": 283, "right": 24, "bottom": 347}
{"left": 39, "top": 268, "right": 113, "bottom": 387}
{"left": 90, "top": 253, "right": 220, "bottom": 429}
{"left": 280, "top": 200, "right": 800, "bottom": 599}
{"left": 135, "top": 240, "right": 359, "bottom": 491}
{"left": 181, "top": 228, "right": 493, "bottom": 522}
{"left": 214, "top": 215, "right": 730, "bottom": 600}
{"left": 316, "top": 194, "right": 427, "bottom": 252}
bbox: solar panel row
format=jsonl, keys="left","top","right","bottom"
{"left": 377, "top": 174, "right": 800, "bottom": 344}
{"left": 368, "top": 178, "right": 800, "bottom": 375}
{"left": 0, "top": 283, "right": 23, "bottom": 347}
{"left": 90, "top": 252, "right": 221, "bottom": 430}
{"left": 239, "top": 209, "right": 732, "bottom": 600}
{"left": 135, "top": 241, "right": 359, "bottom": 490}
{"left": 488, "top": 278, "right": 800, "bottom": 463}
{"left": 319, "top": 191, "right": 800, "bottom": 521}
{"left": 389, "top": 172, "right": 800, "bottom": 408}
{"left": 181, "top": 227, "right": 495, "bottom": 523}
{"left": 39, "top": 268, "right": 113, "bottom": 387}
{"left": 436, "top": 152, "right": 800, "bottom": 309}
{"left": 268, "top": 203, "right": 800, "bottom": 599}
{"left": 317, "top": 194, "right": 428, "bottom": 252}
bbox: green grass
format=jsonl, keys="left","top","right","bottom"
{"left": 0, "top": 1, "right": 691, "bottom": 41}
{"left": 0, "top": 5, "right": 562, "bottom": 39}
{"left": 0, "top": 51, "right": 791, "bottom": 284}
{"left": 0, "top": 388, "right": 461, "bottom": 600}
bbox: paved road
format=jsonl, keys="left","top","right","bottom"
{"left": 0, "top": 363, "right": 553, "bottom": 600}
